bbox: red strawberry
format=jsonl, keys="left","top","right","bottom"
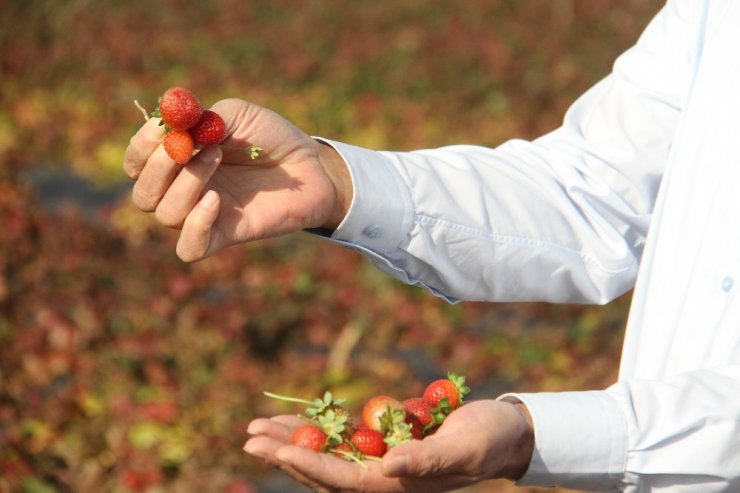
{"left": 163, "top": 130, "right": 195, "bottom": 165}
{"left": 404, "top": 412, "right": 425, "bottom": 440}
{"left": 402, "top": 397, "right": 436, "bottom": 428}
{"left": 350, "top": 429, "right": 387, "bottom": 457}
{"left": 332, "top": 442, "right": 353, "bottom": 458}
{"left": 291, "top": 424, "right": 328, "bottom": 452}
{"left": 422, "top": 372, "right": 471, "bottom": 410}
{"left": 402, "top": 396, "right": 448, "bottom": 436}
{"left": 189, "top": 110, "right": 226, "bottom": 145}
{"left": 361, "top": 395, "right": 403, "bottom": 432}
{"left": 157, "top": 87, "right": 202, "bottom": 131}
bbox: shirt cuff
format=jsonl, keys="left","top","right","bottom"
{"left": 312, "top": 138, "right": 414, "bottom": 254}
{"left": 498, "top": 391, "right": 627, "bottom": 491}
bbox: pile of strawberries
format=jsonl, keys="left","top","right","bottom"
{"left": 265, "top": 372, "right": 470, "bottom": 464}
{"left": 136, "top": 87, "right": 260, "bottom": 165}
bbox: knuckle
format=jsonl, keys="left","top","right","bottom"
{"left": 131, "top": 185, "right": 159, "bottom": 212}
{"left": 154, "top": 201, "right": 184, "bottom": 229}
{"left": 122, "top": 157, "right": 141, "bottom": 180}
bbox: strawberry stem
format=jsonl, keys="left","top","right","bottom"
{"left": 263, "top": 391, "right": 314, "bottom": 406}
{"left": 134, "top": 100, "right": 150, "bottom": 122}
{"left": 329, "top": 449, "right": 370, "bottom": 468}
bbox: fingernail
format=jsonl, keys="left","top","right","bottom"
{"left": 383, "top": 454, "right": 409, "bottom": 477}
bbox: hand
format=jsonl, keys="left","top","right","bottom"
{"left": 244, "top": 400, "right": 534, "bottom": 493}
{"left": 123, "top": 98, "right": 352, "bottom": 262}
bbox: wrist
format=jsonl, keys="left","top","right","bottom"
{"left": 313, "top": 139, "right": 353, "bottom": 230}
{"left": 501, "top": 398, "right": 535, "bottom": 480}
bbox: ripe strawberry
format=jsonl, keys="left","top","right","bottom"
{"left": 157, "top": 87, "right": 202, "bottom": 131}
{"left": 404, "top": 412, "right": 425, "bottom": 440}
{"left": 291, "top": 424, "right": 328, "bottom": 452}
{"left": 402, "top": 397, "right": 436, "bottom": 428}
{"left": 332, "top": 442, "right": 353, "bottom": 457}
{"left": 189, "top": 110, "right": 226, "bottom": 145}
{"left": 163, "top": 130, "right": 195, "bottom": 165}
{"left": 403, "top": 397, "right": 446, "bottom": 435}
{"left": 361, "top": 395, "right": 403, "bottom": 432}
{"left": 422, "top": 372, "right": 471, "bottom": 410}
{"left": 350, "top": 429, "right": 387, "bottom": 457}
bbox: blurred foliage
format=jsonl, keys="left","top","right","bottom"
{"left": 1, "top": 1, "right": 661, "bottom": 492}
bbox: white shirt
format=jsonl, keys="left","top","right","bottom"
{"left": 317, "top": 0, "right": 740, "bottom": 491}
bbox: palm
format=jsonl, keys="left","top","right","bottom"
{"left": 206, "top": 150, "right": 333, "bottom": 244}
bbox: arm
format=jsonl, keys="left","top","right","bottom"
{"left": 323, "top": 0, "right": 700, "bottom": 305}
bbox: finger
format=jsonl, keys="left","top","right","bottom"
{"left": 243, "top": 436, "right": 333, "bottom": 491}
{"left": 383, "top": 435, "right": 489, "bottom": 490}
{"left": 246, "top": 415, "right": 301, "bottom": 442}
{"left": 176, "top": 190, "right": 220, "bottom": 263}
{"left": 123, "top": 118, "right": 165, "bottom": 180}
{"left": 382, "top": 438, "right": 462, "bottom": 478}
{"left": 269, "top": 415, "right": 304, "bottom": 427}
{"left": 131, "top": 143, "right": 182, "bottom": 212}
{"left": 244, "top": 418, "right": 347, "bottom": 493}
{"left": 243, "top": 435, "right": 286, "bottom": 462}
{"left": 155, "top": 146, "right": 222, "bottom": 228}
{"left": 275, "top": 445, "right": 404, "bottom": 492}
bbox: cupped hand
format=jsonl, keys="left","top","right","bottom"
{"left": 244, "top": 400, "right": 534, "bottom": 493}
{"left": 123, "top": 98, "right": 351, "bottom": 262}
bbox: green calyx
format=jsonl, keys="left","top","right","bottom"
{"left": 448, "top": 372, "right": 471, "bottom": 404}
{"left": 317, "top": 409, "right": 347, "bottom": 446}
{"left": 379, "top": 406, "right": 413, "bottom": 448}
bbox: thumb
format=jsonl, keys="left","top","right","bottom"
{"left": 381, "top": 439, "right": 451, "bottom": 478}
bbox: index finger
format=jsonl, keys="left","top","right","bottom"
{"left": 275, "top": 444, "right": 407, "bottom": 492}
{"left": 123, "top": 118, "right": 165, "bottom": 179}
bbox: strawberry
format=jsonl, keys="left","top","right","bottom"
{"left": 422, "top": 372, "right": 471, "bottom": 410}
{"left": 291, "top": 424, "right": 328, "bottom": 452}
{"left": 163, "top": 130, "right": 195, "bottom": 165}
{"left": 331, "top": 442, "right": 353, "bottom": 459}
{"left": 361, "top": 395, "right": 403, "bottom": 432}
{"left": 402, "top": 397, "right": 446, "bottom": 435}
{"left": 402, "top": 397, "right": 436, "bottom": 428}
{"left": 156, "top": 87, "right": 202, "bottom": 131}
{"left": 404, "top": 412, "right": 425, "bottom": 440}
{"left": 350, "top": 429, "right": 387, "bottom": 457}
{"left": 189, "top": 110, "right": 226, "bottom": 145}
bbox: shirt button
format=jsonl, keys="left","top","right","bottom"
{"left": 721, "top": 276, "right": 734, "bottom": 293}
{"left": 362, "top": 225, "right": 382, "bottom": 239}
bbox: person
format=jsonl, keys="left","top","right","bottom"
{"left": 123, "top": 0, "right": 740, "bottom": 491}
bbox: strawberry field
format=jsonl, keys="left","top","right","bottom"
{"left": 0, "top": 1, "right": 662, "bottom": 492}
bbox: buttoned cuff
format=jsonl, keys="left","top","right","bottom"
{"left": 498, "top": 391, "right": 627, "bottom": 492}
{"left": 312, "top": 138, "right": 414, "bottom": 253}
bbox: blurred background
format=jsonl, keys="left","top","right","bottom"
{"left": 0, "top": 1, "right": 663, "bottom": 492}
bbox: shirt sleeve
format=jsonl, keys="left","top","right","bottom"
{"left": 503, "top": 365, "right": 740, "bottom": 492}
{"left": 316, "top": 0, "right": 698, "bottom": 305}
